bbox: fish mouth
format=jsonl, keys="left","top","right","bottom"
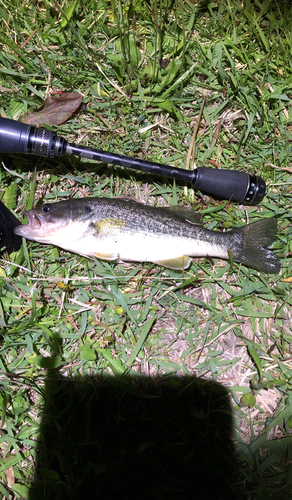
{"left": 14, "top": 211, "right": 43, "bottom": 237}
{"left": 25, "top": 211, "right": 42, "bottom": 230}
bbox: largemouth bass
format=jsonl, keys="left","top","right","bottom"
{"left": 14, "top": 197, "right": 281, "bottom": 273}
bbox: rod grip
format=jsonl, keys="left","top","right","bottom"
{"left": 193, "top": 167, "right": 266, "bottom": 204}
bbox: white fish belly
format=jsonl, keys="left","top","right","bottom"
{"left": 83, "top": 232, "right": 229, "bottom": 262}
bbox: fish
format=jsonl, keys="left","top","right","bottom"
{"left": 14, "top": 197, "right": 281, "bottom": 273}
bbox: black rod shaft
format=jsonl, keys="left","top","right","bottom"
{"left": 66, "top": 143, "right": 196, "bottom": 184}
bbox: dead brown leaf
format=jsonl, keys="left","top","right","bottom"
{"left": 4, "top": 466, "right": 15, "bottom": 500}
{"left": 265, "top": 162, "right": 292, "bottom": 173}
{"left": 20, "top": 92, "right": 83, "bottom": 127}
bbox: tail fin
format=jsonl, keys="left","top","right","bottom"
{"left": 229, "top": 217, "right": 280, "bottom": 273}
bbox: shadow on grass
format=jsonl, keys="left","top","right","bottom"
{"left": 29, "top": 373, "right": 244, "bottom": 500}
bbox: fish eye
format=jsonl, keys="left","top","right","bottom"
{"left": 42, "top": 204, "right": 52, "bottom": 213}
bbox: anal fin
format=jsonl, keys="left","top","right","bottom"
{"left": 154, "top": 255, "right": 192, "bottom": 270}
{"left": 91, "top": 252, "right": 118, "bottom": 261}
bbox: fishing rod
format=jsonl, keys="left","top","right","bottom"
{"left": 0, "top": 117, "right": 265, "bottom": 204}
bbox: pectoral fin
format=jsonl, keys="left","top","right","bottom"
{"left": 91, "top": 218, "right": 126, "bottom": 236}
{"left": 154, "top": 255, "right": 192, "bottom": 270}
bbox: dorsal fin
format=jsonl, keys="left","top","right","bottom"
{"left": 115, "top": 196, "right": 143, "bottom": 204}
{"left": 160, "top": 206, "right": 202, "bottom": 225}
{"left": 115, "top": 198, "right": 203, "bottom": 225}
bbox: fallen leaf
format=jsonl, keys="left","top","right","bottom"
{"left": 265, "top": 162, "right": 292, "bottom": 173}
{"left": 20, "top": 92, "right": 83, "bottom": 126}
{"left": 5, "top": 466, "right": 15, "bottom": 500}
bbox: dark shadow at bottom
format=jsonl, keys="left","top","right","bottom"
{"left": 29, "top": 374, "right": 244, "bottom": 500}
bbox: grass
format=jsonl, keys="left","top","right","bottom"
{"left": 0, "top": 0, "right": 292, "bottom": 498}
